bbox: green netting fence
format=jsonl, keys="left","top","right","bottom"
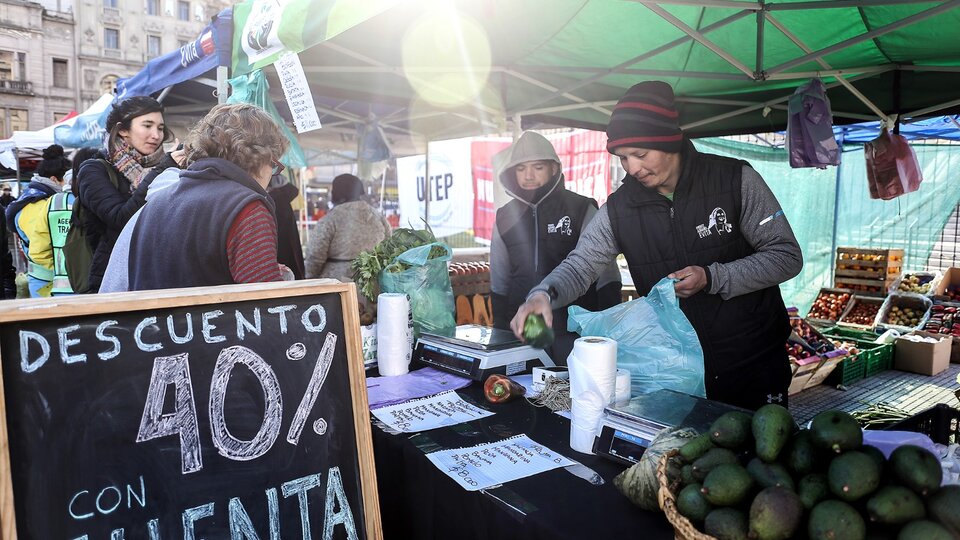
{"left": 695, "top": 138, "right": 960, "bottom": 314}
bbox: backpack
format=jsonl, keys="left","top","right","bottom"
{"left": 64, "top": 159, "right": 117, "bottom": 294}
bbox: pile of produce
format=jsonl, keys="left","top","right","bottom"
{"left": 807, "top": 291, "right": 851, "bottom": 321}
{"left": 785, "top": 343, "right": 815, "bottom": 364}
{"left": 924, "top": 305, "right": 960, "bottom": 337}
{"left": 352, "top": 227, "right": 447, "bottom": 301}
{"left": 883, "top": 305, "right": 924, "bottom": 328}
{"left": 655, "top": 406, "right": 958, "bottom": 540}
{"left": 897, "top": 273, "right": 937, "bottom": 294}
{"left": 790, "top": 319, "right": 835, "bottom": 354}
{"left": 841, "top": 301, "right": 880, "bottom": 326}
{"left": 837, "top": 252, "right": 888, "bottom": 268}
{"left": 942, "top": 285, "right": 960, "bottom": 303}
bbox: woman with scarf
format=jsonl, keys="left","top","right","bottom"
{"left": 5, "top": 144, "right": 72, "bottom": 297}
{"left": 74, "top": 96, "right": 183, "bottom": 293}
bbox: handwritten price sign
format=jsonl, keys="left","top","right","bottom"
{"left": 275, "top": 52, "right": 322, "bottom": 134}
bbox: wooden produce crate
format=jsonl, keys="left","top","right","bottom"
{"left": 805, "top": 288, "right": 854, "bottom": 326}
{"left": 837, "top": 295, "right": 883, "bottom": 330}
{"left": 834, "top": 247, "right": 902, "bottom": 296}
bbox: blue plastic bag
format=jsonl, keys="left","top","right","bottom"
{"left": 567, "top": 277, "right": 706, "bottom": 397}
{"left": 378, "top": 242, "right": 456, "bottom": 337}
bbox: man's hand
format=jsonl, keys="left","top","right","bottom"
{"left": 510, "top": 291, "right": 552, "bottom": 340}
{"left": 668, "top": 266, "right": 707, "bottom": 298}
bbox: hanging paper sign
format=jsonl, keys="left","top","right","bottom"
{"left": 275, "top": 52, "right": 322, "bottom": 134}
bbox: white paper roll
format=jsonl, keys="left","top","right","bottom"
{"left": 377, "top": 293, "right": 413, "bottom": 376}
{"left": 614, "top": 368, "right": 631, "bottom": 404}
{"left": 567, "top": 336, "right": 618, "bottom": 454}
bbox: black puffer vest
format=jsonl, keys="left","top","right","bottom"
{"left": 606, "top": 142, "right": 789, "bottom": 378}
{"left": 496, "top": 176, "right": 601, "bottom": 333}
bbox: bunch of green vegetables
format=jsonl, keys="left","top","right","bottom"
{"left": 351, "top": 227, "right": 444, "bottom": 301}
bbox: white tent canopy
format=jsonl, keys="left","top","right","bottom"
{"left": 0, "top": 94, "right": 113, "bottom": 169}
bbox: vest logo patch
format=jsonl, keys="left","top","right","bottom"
{"left": 696, "top": 207, "right": 733, "bottom": 238}
{"left": 547, "top": 216, "right": 573, "bottom": 236}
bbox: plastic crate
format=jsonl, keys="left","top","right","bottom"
{"left": 824, "top": 326, "right": 881, "bottom": 341}
{"left": 824, "top": 354, "right": 866, "bottom": 387}
{"left": 860, "top": 341, "right": 894, "bottom": 377}
{"left": 883, "top": 404, "right": 960, "bottom": 445}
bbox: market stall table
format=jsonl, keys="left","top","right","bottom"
{"left": 369, "top": 379, "right": 675, "bottom": 540}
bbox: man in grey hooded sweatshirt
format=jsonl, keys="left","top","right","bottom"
{"left": 490, "top": 131, "right": 621, "bottom": 364}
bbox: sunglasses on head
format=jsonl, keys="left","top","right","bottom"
{"left": 271, "top": 159, "right": 285, "bottom": 176}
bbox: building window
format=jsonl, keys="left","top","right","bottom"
{"left": 100, "top": 75, "right": 119, "bottom": 94}
{"left": 1, "top": 108, "right": 28, "bottom": 138}
{"left": 53, "top": 112, "right": 71, "bottom": 123}
{"left": 177, "top": 0, "right": 189, "bottom": 21}
{"left": 147, "top": 35, "right": 162, "bottom": 58}
{"left": 104, "top": 28, "right": 120, "bottom": 50}
{"left": 146, "top": 0, "right": 158, "bottom": 15}
{"left": 0, "top": 51, "right": 27, "bottom": 81}
{"left": 53, "top": 59, "right": 68, "bottom": 88}
{"left": 104, "top": 0, "right": 117, "bottom": 8}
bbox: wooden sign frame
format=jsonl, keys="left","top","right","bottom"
{"left": 0, "top": 279, "right": 382, "bottom": 539}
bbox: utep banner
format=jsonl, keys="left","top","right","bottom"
{"left": 470, "top": 130, "right": 611, "bottom": 242}
{"left": 232, "top": 0, "right": 397, "bottom": 76}
{"left": 115, "top": 8, "right": 234, "bottom": 99}
{"left": 396, "top": 138, "right": 474, "bottom": 238}
{"left": 53, "top": 93, "right": 114, "bottom": 149}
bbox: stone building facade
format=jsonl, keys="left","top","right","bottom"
{"left": 0, "top": 0, "right": 225, "bottom": 138}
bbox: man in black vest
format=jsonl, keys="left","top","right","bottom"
{"left": 491, "top": 131, "right": 621, "bottom": 364}
{"left": 510, "top": 82, "right": 803, "bottom": 410}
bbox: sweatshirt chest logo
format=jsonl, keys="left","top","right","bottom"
{"left": 546, "top": 216, "right": 573, "bottom": 236}
{"left": 696, "top": 207, "right": 733, "bottom": 239}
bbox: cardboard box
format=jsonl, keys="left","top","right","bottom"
{"left": 933, "top": 267, "right": 960, "bottom": 301}
{"left": 788, "top": 357, "right": 822, "bottom": 395}
{"left": 894, "top": 334, "right": 951, "bottom": 376}
{"left": 913, "top": 330, "right": 960, "bottom": 364}
{"left": 804, "top": 352, "right": 847, "bottom": 390}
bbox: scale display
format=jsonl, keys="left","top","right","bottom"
{"left": 414, "top": 325, "right": 554, "bottom": 381}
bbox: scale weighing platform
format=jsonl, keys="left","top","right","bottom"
{"left": 594, "top": 389, "right": 747, "bottom": 466}
{"left": 414, "top": 325, "right": 555, "bottom": 381}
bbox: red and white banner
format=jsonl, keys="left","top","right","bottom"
{"left": 470, "top": 140, "right": 511, "bottom": 242}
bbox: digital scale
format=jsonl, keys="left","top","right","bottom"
{"left": 594, "top": 389, "right": 748, "bottom": 466}
{"left": 414, "top": 325, "right": 555, "bottom": 381}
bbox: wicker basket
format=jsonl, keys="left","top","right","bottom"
{"left": 656, "top": 449, "right": 718, "bottom": 540}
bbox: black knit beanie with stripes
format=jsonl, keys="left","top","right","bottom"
{"left": 605, "top": 81, "right": 683, "bottom": 154}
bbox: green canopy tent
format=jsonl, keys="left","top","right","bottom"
{"left": 227, "top": 0, "right": 960, "bottom": 141}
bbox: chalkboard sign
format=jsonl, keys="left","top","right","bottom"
{"left": 0, "top": 280, "right": 381, "bottom": 539}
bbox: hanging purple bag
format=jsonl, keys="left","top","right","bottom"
{"left": 786, "top": 78, "right": 841, "bottom": 169}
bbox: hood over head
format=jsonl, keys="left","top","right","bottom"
{"left": 493, "top": 131, "right": 564, "bottom": 205}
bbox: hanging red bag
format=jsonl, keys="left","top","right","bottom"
{"left": 864, "top": 128, "right": 923, "bottom": 200}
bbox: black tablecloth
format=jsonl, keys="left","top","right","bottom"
{"left": 370, "top": 382, "right": 676, "bottom": 540}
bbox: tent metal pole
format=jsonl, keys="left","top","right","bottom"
{"left": 504, "top": 70, "right": 611, "bottom": 116}
{"left": 755, "top": 3, "right": 764, "bottom": 78}
{"left": 905, "top": 97, "right": 960, "bottom": 118}
{"left": 681, "top": 70, "right": 887, "bottom": 130}
{"left": 645, "top": 3, "right": 756, "bottom": 78}
{"left": 764, "top": 65, "right": 894, "bottom": 80}
{"left": 156, "top": 87, "right": 171, "bottom": 103}
{"left": 217, "top": 66, "right": 228, "bottom": 104}
{"left": 766, "top": 0, "right": 960, "bottom": 76}
{"left": 830, "top": 149, "right": 842, "bottom": 281}
{"left": 768, "top": 0, "right": 950, "bottom": 10}
{"left": 423, "top": 139, "right": 430, "bottom": 228}
{"left": 516, "top": 9, "right": 751, "bottom": 112}
{"left": 763, "top": 12, "right": 889, "bottom": 121}
{"left": 632, "top": 0, "right": 762, "bottom": 9}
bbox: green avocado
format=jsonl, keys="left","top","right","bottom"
{"left": 677, "top": 483, "right": 713, "bottom": 523}
{"left": 828, "top": 450, "right": 881, "bottom": 502}
{"left": 926, "top": 485, "right": 960, "bottom": 537}
{"left": 797, "top": 473, "right": 830, "bottom": 510}
{"left": 692, "top": 447, "right": 739, "bottom": 482}
{"left": 889, "top": 444, "right": 942, "bottom": 497}
{"left": 752, "top": 404, "right": 794, "bottom": 462}
{"left": 866, "top": 485, "right": 926, "bottom": 525}
{"left": 701, "top": 463, "right": 754, "bottom": 507}
{"left": 898, "top": 520, "right": 954, "bottom": 540}
{"left": 746, "top": 457, "right": 795, "bottom": 491}
{"left": 810, "top": 410, "right": 863, "bottom": 454}
{"left": 749, "top": 486, "right": 803, "bottom": 540}
{"left": 709, "top": 411, "right": 754, "bottom": 450}
{"left": 704, "top": 507, "right": 749, "bottom": 540}
{"left": 679, "top": 433, "right": 715, "bottom": 463}
{"left": 808, "top": 499, "right": 866, "bottom": 540}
